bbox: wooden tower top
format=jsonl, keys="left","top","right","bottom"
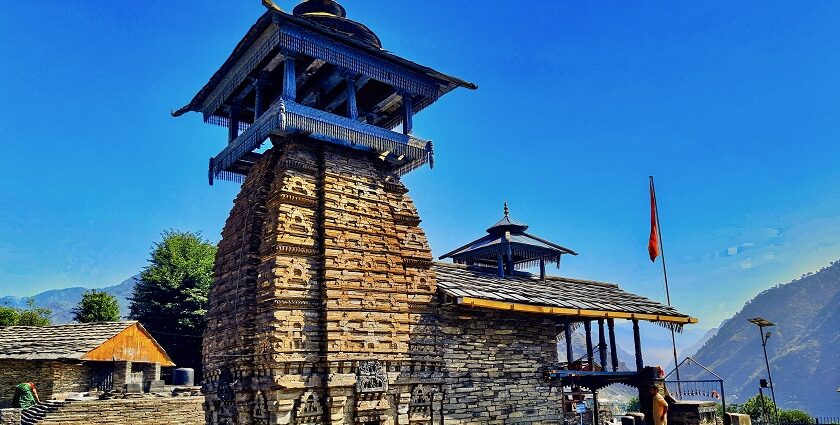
{"left": 173, "top": 1, "right": 476, "bottom": 184}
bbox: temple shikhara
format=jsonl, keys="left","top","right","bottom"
{"left": 173, "top": 1, "right": 698, "bottom": 424}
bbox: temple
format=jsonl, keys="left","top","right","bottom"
{"left": 173, "top": 2, "right": 697, "bottom": 424}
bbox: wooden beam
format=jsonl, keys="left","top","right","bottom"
{"left": 323, "top": 76, "right": 370, "bottom": 114}
{"left": 456, "top": 297, "right": 698, "bottom": 325}
{"left": 298, "top": 63, "right": 339, "bottom": 107}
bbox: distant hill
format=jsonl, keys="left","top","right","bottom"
{"left": 688, "top": 260, "right": 840, "bottom": 416}
{"left": 0, "top": 276, "right": 138, "bottom": 323}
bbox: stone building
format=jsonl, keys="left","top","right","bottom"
{"left": 172, "top": 1, "right": 697, "bottom": 424}
{"left": 0, "top": 321, "right": 175, "bottom": 406}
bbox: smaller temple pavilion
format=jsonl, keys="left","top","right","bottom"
{"left": 0, "top": 321, "right": 175, "bottom": 406}
{"left": 434, "top": 205, "right": 698, "bottom": 424}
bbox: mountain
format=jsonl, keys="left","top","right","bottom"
{"left": 0, "top": 276, "right": 138, "bottom": 324}
{"left": 687, "top": 260, "right": 840, "bottom": 416}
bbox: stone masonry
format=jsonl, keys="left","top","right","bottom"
{"left": 438, "top": 307, "right": 564, "bottom": 424}
{"left": 0, "top": 360, "right": 91, "bottom": 407}
{"left": 28, "top": 397, "right": 203, "bottom": 425}
{"left": 203, "top": 138, "right": 440, "bottom": 425}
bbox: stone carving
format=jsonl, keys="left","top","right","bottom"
{"left": 295, "top": 391, "right": 324, "bottom": 424}
{"left": 356, "top": 360, "right": 388, "bottom": 393}
{"left": 217, "top": 369, "right": 234, "bottom": 403}
{"left": 409, "top": 385, "right": 432, "bottom": 412}
{"left": 254, "top": 390, "right": 269, "bottom": 422}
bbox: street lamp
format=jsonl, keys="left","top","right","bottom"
{"left": 748, "top": 317, "right": 778, "bottom": 425}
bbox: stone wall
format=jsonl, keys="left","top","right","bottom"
{"left": 438, "top": 306, "right": 564, "bottom": 424}
{"left": 35, "top": 396, "right": 204, "bottom": 425}
{"left": 0, "top": 360, "right": 54, "bottom": 407}
{"left": 0, "top": 408, "right": 20, "bottom": 425}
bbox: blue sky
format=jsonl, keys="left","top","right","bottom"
{"left": 2, "top": 1, "right": 839, "bottom": 342}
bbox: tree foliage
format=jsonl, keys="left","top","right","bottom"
{"left": 627, "top": 396, "right": 641, "bottom": 412}
{"left": 739, "top": 394, "right": 775, "bottom": 420}
{"left": 72, "top": 290, "right": 121, "bottom": 323}
{"left": 0, "top": 299, "right": 51, "bottom": 326}
{"left": 129, "top": 230, "right": 216, "bottom": 375}
{"left": 717, "top": 395, "right": 816, "bottom": 425}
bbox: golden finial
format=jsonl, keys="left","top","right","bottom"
{"left": 262, "top": 0, "right": 282, "bottom": 12}
{"left": 504, "top": 202, "right": 509, "bottom": 218}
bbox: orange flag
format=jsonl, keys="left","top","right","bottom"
{"left": 648, "top": 179, "right": 660, "bottom": 262}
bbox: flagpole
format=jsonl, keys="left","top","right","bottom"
{"left": 650, "top": 175, "right": 682, "bottom": 397}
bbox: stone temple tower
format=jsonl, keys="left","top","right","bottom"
{"left": 173, "top": 2, "right": 475, "bottom": 424}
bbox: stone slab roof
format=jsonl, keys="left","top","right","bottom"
{"left": 433, "top": 263, "right": 697, "bottom": 330}
{"left": 0, "top": 321, "right": 135, "bottom": 361}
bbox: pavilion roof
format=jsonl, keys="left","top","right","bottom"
{"left": 0, "top": 321, "right": 175, "bottom": 366}
{"left": 439, "top": 203, "right": 576, "bottom": 270}
{"left": 433, "top": 262, "right": 697, "bottom": 332}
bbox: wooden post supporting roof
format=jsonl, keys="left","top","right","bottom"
{"left": 564, "top": 320, "right": 574, "bottom": 365}
{"left": 608, "top": 318, "right": 619, "bottom": 372}
{"left": 584, "top": 320, "right": 594, "bottom": 368}
{"left": 598, "top": 319, "right": 608, "bottom": 370}
{"left": 283, "top": 55, "right": 296, "bottom": 101}
{"left": 633, "top": 319, "right": 643, "bottom": 372}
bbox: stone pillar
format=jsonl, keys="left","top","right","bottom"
{"left": 112, "top": 361, "right": 132, "bottom": 392}
{"left": 138, "top": 362, "right": 161, "bottom": 383}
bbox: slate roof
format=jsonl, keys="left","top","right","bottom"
{"left": 0, "top": 321, "right": 136, "bottom": 361}
{"left": 433, "top": 262, "right": 696, "bottom": 329}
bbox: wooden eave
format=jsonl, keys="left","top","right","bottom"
{"left": 81, "top": 322, "right": 176, "bottom": 367}
{"left": 172, "top": 10, "right": 476, "bottom": 119}
{"left": 455, "top": 297, "right": 699, "bottom": 325}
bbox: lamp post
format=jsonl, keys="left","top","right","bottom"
{"left": 748, "top": 317, "right": 778, "bottom": 425}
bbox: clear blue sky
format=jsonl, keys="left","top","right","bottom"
{"left": 2, "top": 1, "right": 839, "bottom": 336}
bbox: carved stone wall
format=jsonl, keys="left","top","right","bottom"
{"left": 203, "top": 137, "right": 440, "bottom": 425}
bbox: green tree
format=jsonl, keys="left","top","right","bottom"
{"left": 129, "top": 230, "right": 216, "bottom": 376}
{"left": 778, "top": 410, "right": 812, "bottom": 424}
{"left": 627, "top": 396, "right": 641, "bottom": 412}
{"left": 72, "top": 290, "right": 121, "bottom": 323}
{"left": 738, "top": 394, "right": 775, "bottom": 422}
{"left": 0, "top": 306, "right": 20, "bottom": 325}
{"left": 15, "top": 299, "right": 51, "bottom": 326}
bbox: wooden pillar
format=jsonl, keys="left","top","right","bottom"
{"left": 564, "top": 321, "right": 574, "bottom": 365}
{"left": 254, "top": 71, "right": 267, "bottom": 119}
{"left": 592, "top": 389, "right": 600, "bottom": 425}
{"left": 608, "top": 318, "right": 619, "bottom": 372}
{"left": 539, "top": 257, "right": 546, "bottom": 281}
{"left": 505, "top": 241, "right": 514, "bottom": 276}
{"left": 633, "top": 319, "right": 644, "bottom": 372}
{"left": 598, "top": 319, "right": 608, "bottom": 370}
{"left": 228, "top": 103, "right": 240, "bottom": 143}
{"left": 584, "top": 320, "right": 594, "bottom": 368}
{"left": 282, "top": 55, "right": 296, "bottom": 101}
{"left": 346, "top": 77, "right": 358, "bottom": 120}
{"left": 402, "top": 94, "right": 414, "bottom": 135}
{"left": 496, "top": 253, "right": 504, "bottom": 278}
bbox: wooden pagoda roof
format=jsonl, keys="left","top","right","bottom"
{"left": 172, "top": 9, "right": 476, "bottom": 123}
{"left": 439, "top": 205, "right": 577, "bottom": 269}
{"left": 0, "top": 321, "right": 175, "bottom": 366}
{"left": 433, "top": 262, "right": 698, "bottom": 331}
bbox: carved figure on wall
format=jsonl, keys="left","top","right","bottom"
{"left": 295, "top": 391, "right": 324, "bottom": 424}
{"left": 356, "top": 360, "right": 388, "bottom": 393}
